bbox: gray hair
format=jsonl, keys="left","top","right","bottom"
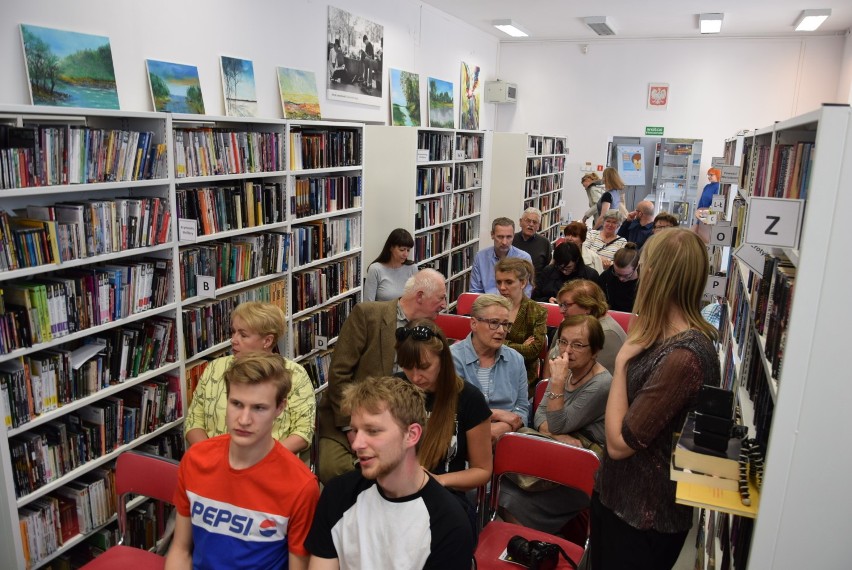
{"left": 402, "top": 268, "right": 445, "bottom": 297}
{"left": 603, "top": 210, "right": 623, "bottom": 224}
{"left": 471, "top": 294, "right": 512, "bottom": 318}
{"left": 522, "top": 207, "right": 542, "bottom": 220}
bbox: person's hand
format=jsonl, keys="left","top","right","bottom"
{"left": 552, "top": 434, "right": 583, "bottom": 446}
{"left": 522, "top": 335, "right": 536, "bottom": 346}
{"left": 548, "top": 297, "right": 558, "bottom": 304}
{"left": 601, "top": 257, "right": 613, "bottom": 269}
{"left": 490, "top": 421, "right": 513, "bottom": 445}
{"left": 627, "top": 210, "right": 638, "bottom": 221}
{"left": 549, "top": 353, "right": 570, "bottom": 387}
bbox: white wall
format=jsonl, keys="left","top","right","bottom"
{"left": 0, "top": 0, "right": 499, "bottom": 128}
{"left": 495, "top": 36, "right": 847, "bottom": 219}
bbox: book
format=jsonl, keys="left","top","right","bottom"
{"left": 670, "top": 452, "right": 738, "bottom": 492}
{"left": 673, "top": 414, "right": 741, "bottom": 480}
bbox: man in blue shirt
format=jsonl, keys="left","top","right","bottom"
{"left": 470, "top": 217, "right": 533, "bottom": 295}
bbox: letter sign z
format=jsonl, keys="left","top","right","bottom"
{"left": 765, "top": 215, "right": 780, "bottom": 236}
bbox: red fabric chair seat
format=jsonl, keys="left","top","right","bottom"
{"left": 82, "top": 545, "right": 165, "bottom": 569}
{"left": 475, "top": 521, "right": 584, "bottom": 569}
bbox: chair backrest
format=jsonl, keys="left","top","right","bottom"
{"left": 435, "top": 313, "right": 472, "bottom": 341}
{"left": 488, "top": 432, "right": 600, "bottom": 514}
{"left": 533, "top": 379, "right": 549, "bottom": 412}
{"left": 538, "top": 302, "right": 564, "bottom": 328}
{"left": 310, "top": 383, "right": 329, "bottom": 473}
{"left": 608, "top": 310, "right": 635, "bottom": 332}
{"left": 455, "top": 292, "right": 480, "bottom": 316}
{"left": 115, "top": 451, "right": 180, "bottom": 540}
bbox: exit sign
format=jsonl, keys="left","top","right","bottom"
{"left": 645, "top": 126, "right": 664, "bottom": 136}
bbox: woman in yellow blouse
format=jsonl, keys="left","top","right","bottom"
{"left": 184, "top": 301, "right": 316, "bottom": 454}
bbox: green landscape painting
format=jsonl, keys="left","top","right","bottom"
{"left": 390, "top": 68, "right": 420, "bottom": 127}
{"left": 276, "top": 67, "right": 321, "bottom": 120}
{"left": 428, "top": 77, "right": 454, "bottom": 129}
{"left": 146, "top": 59, "right": 205, "bottom": 114}
{"left": 21, "top": 24, "right": 119, "bottom": 109}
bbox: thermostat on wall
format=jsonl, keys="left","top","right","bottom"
{"left": 485, "top": 80, "right": 517, "bottom": 103}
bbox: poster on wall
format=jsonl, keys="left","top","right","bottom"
{"left": 647, "top": 82, "right": 669, "bottom": 110}
{"left": 459, "top": 61, "right": 481, "bottom": 130}
{"left": 617, "top": 145, "right": 645, "bottom": 186}
{"left": 20, "top": 24, "right": 119, "bottom": 109}
{"left": 428, "top": 77, "right": 454, "bottom": 128}
{"left": 146, "top": 60, "right": 205, "bottom": 114}
{"left": 389, "top": 68, "right": 420, "bottom": 126}
{"left": 220, "top": 56, "right": 257, "bottom": 117}
{"left": 277, "top": 67, "right": 321, "bottom": 120}
{"left": 326, "top": 5, "right": 384, "bottom": 106}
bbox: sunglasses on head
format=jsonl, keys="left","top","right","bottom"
{"left": 396, "top": 326, "right": 439, "bottom": 342}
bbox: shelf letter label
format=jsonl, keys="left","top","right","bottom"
{"left": 710, "top": 224, "right": 734, "bottom": 246}
{"left": 721, "top": 165, "right": 740, "bottom": 185}
{"left": 315, "top": 335, "right": 328, "bottom": 350}
{"left": 416, "top": 149, "right": 430, "bottom": 162}
{"left": 744, "top": 197, "right": 804, "bottom": 249}
{"left": 454, "top": 150, "right": 467, "bottom": 160}
{"left": 703, "top": 275, "right": 728, "bottom": 300}
{"left": 733, "top": 243, "right": 769, "bottom": 275}
{"left": 197, "top": 275, "right": 215, "bottom": 299}
{"left": 711, "top": 194, "right": 726, "bottom": 211}
{"left": 179, "top": 218, "right": 198, "bottom": 243}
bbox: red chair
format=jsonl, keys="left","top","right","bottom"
{"left": 608, "top": 310, "right": 635, "bottom": 332}
{"left": 455, "top": 292, "right": 480, "bottom": 315}
{"left": 435, "top": 313, "right": 472, "bottom": 341}
{"left": 475, "top": 433, "right": 600, "bottom": 569}
{"left": 538, "top": 302, "right": 564, "bottom": 328}
{"left": 81, "top": 451, "right": 180, "bottom": 569}
{"left": 533, "top": 379, "right": 549, "bottom": 412}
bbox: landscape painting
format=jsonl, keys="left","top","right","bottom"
{"left": 459, "top": 61, "right": 481, "bottom": 130}
{"left": 276, "top": 67, "right": 321, "bottom": 120}
{"left": 428, "top": 77, "right": 454, "bottom": 129}
{"left": 327, "top": 5, "right": 384, "bottom": 106}
{"left": 389, "top": 68, "right": 420, "bottom": 126}
{"left": 146, "top": 59, "right": 205, "bottom": 114}
{"left": 20, "top": 24, "right": 119, "bottom": 109}
{"left": 220, "top": 56, "right": 258, "bottom": 117}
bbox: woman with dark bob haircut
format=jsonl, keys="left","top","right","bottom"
{"left": 364, "top": 228, "right": 418, "bottom": 301}
{"left": 533, "top": 242, "right": 599, "bottom": 303}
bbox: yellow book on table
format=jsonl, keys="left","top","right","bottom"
{"left": 675, "top": 478, "right": 759, "bottom": 519}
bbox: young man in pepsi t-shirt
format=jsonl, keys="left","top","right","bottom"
{"left": 166, "top": 353, "right": 319, "bottom": 570}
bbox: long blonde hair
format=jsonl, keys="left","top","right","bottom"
{"left": 630, "top": 229, "right": 716, "bottom": 346}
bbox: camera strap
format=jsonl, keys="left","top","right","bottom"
{"left": 555, "top": 544, "right": 579, "bottom": 570}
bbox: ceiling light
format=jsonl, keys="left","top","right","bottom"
{"left": 583, "top": 16, "right": 616, "bottom": 37}
{"left": 699, "top": 13, "right": 724, "bottom": 34}
{"left": 493, "top": 20, "right": 529, "bottom": 38}
{"left": 794, "top": 9, "right": 831, "bottom": 31}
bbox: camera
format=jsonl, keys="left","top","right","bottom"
{"left": 506, "top": 535, "right": 560, "bottom": 570}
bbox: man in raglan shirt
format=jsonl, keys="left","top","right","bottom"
{"left": 166, "top": 353, "right": 319, "bottom": 570}
{"left": 305, "top": 376, "right": 474, "bottom": 570}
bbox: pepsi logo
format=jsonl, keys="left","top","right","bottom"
{"left": 258, "top": 519, "right": 278, "bottom": 538}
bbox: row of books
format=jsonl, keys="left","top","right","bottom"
{"left": 416, "top": 165, "right": 453, "bottom": 196}
{"left": 528, "top": 137, "right": 565, "bottom": 156}
{"left": 526, "top": 156, "right": 560, "bottom": 177}
{"left": 0, "top": 124, "right": 168, "bottom": 189}
{"left": 539, "top": 193, "right": 558, "bottom": 214}
{"left": 414, "top": 227, "right": 449, "bottom": 261}
{"left": 525, "top": 177, "right": 541, "bottom": 199}
{"left": 302, "top": 350, "right": 332, "bottom": 390}
{"left": 176, "top": 181, "right": 285, "bottom": 236}
{"left": 291, "top": 216, "right": 361, "bottom": 268}
{"left": 0, "top": 258, "right": 171, "bottom": 351}
{"left": 420, "top": 254, "right": 449, "bottom": 277}
{"left": 417, "top": 132, "right": 453, "bottom": 161}
{"left": 1, "top": 317, "right": 177, "bottom": 429}
{"left": 449, "top": 273, "right": 471, "bottom": 298}
{"left": 292, "top": 174, "right": 362, "bottom": 219}
{"left": 740, "top": 140, "right": 815, "bottom": 199}
{"left": 178, "top": 232, "right": 290, "bottom": 299}
{"left": 450, "top": 246, "right": 474, "bottom": 275}
{"left": 173, "top": 128, "right": 286, "bottom": 178}
{"left": 455, "top": 163, "right": 481, "bottom": 189}
{"left": 452, "top": 219, "right": 475, "bottom": 244}
{"left": 290, "top": 129, "right": 361, "bottom": 171}
{"left": 415, "top": 195, "right": 450, "bottom": 230}
{"left": 455, "top": 134, "right": 482, "bottom": 159}
{"left": 453, "top": 192, "right": 477, "bottom": 218}
{"left": 293, "top": 297, "right": 356, "bottom": 358}
{"left": 291, "top": 255, "right": 360, "bottom": 314}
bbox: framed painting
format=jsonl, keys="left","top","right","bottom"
{"left": 389, "top": 68, "right": 420, "bottom": 126}
{"left": 459, "top": 61, "right": 481, "bottom": 130}
{"left": 146, "top": 59, "right": 205, "bottom": 114}
{"left": 277, "top": 67, "right": 321, "bottom": 120}
{"left": 428, "top": 77, "right": 454, "bottom": 129}
{"left": 220, "top": 56, "right": 258, "bottom": 117}
{"left": 327, "top": 5, "right": 384, "bottom": 106}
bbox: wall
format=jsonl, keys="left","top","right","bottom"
{"left": 0, "top": 0, "right": 499, "bottom": 128}
{"left": 495, "top": 36, "right": 847, "bottom": 219}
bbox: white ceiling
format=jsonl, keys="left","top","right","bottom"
{"left": 420, "top": 0, "right": 852, "bottom": 41}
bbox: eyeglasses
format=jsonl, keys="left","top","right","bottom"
{"left": 558, "top": 302, "right": 576, "bottom": 311}
{"left": 556, "top": 339, "right": 590, "bottom": 350}
{"left": 474, "top": 317, "right": 513, "bottom": 331}
{"left": 556, "top": 262, "right": 576, "bottom": 272}
{"left": 396, "top": 326, "right": 439, "bottom": 342}
{"left": 653, "top": 224, "right": 671, "bottom": 230}
{"left": 614, "top": 267, "right": 637, "bottom": 281}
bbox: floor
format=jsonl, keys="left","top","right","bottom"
{"left": 673, "top": 510, "right": 700, "bottom": 569}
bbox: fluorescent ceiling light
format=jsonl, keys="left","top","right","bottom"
{"left": 794, "top": 9, "right": 831, "bottom": 31}
{"left": 583, "top": 16, "right": 616, "bottom": 37}
{"left": 493, "top": 20, "right": 529, "bottom": 37}
{"left": 699, "top": 13, "right": 723, "bottom": 34}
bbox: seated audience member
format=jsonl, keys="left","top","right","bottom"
{"left": 451, "top": 294, "right": 531, "bottom": 444}
{"left": 363, "top": 228, "right": 418, "bottom": 302}
{"left": 542, "top": 280, "right": 625, "bottom": 376}
{"left": 470, "top": 217, "right": 533, "bottom": 295}
{"left": 184, "top": 302, "right": 315, "bottom": 455}
{"left": 584, "top": 210, "right": 627, "bottom": 270}
{"left": 499, "top": 315, "right": 613, "bottom": 533}
{"left": 555, "top": 221, "right": 603, "bottom": 273}
{"left": 316, "top": 269, "right": 447, "bottom": 485}
{"left": 652, "top": 211, "right": 679, "bottom": 235}
{"left": 617, "top": 200, "right": 655, "bottom": 249}
{"left": 597, "top": 243, "right": 641, "bottom": 313}
{"left": 512, "top": 207, "right": 552, "bottom": 278}
{"left": 305, "top": 376, "right": 474, "bottom": 570}
{"left": 533, "top": 242, "right": 599, "bottom": 303}
{"left": 495, "top": 257, "right": 548, "bottom": 393}
{"left": 167, "top": 353, "right": 319, "bottom": 570}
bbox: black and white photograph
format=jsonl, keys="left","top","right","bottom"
{"left": 327, "top": 5, "right": 383, "bottom": 106}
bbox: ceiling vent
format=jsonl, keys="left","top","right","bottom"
{"left": 583, "top": 16, "right": 616, "bottom": 36}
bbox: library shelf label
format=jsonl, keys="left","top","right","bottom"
{"left": 710, "top": 224, "right": 735, "bottom": 247}
{"left": 178, "top": 218, "right": 198, "bottom": 243}
{"left": 711, "top": 194, "right": 726, "bottom": 211}
{"left": 197, "top": 275, "right": 215, "bottom": 298}
{"left": 721, "top": 165, "right": 740, "bottom": 184}
{"left": 704, "top": 275, "right": 728, "bottom": 299}
{"left": 733, "top": 243, "right": 769, "bottom": 275}
{"left": 711, "top": 156, "right": 725, "bottom": 167}
{"left": 315, "top": 335, "right": 328, "bottom": 350}
{"left": 744, "top": 197, "right": 805, "bottom": 249}
{"left": 454, "top": 150, "right": 466, "bottom": 160}
{"left": 416, "top": 149, "right": 430, "bottom": 162}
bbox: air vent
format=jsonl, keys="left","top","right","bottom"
{"left": 583, "top": 16, "right": 616, "bottom": 36}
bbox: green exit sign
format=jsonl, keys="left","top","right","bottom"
{"left": 645, "top": 126, "right": 664, "bottom": 136}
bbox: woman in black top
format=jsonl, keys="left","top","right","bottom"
{"left": 597, "top": 243, "right": 640, "bottom": 312}
{"left": 533, "top": 242, "right": 599, "bottom": 303}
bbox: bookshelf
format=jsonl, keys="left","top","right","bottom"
{"left": 488, "top": 132, "right": 568, "bottom": 244}
{"left": 689, "top": 105, "right": 852, "bottom": 568}
{"left": 652, "top": 138, "right": 702, "bottom": 227}
{"left": 363, "top": 126, "right": 483, "bottom": 310}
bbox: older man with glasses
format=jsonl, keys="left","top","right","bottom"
{"left": 451, "top": 294, "right": 530, "bottom": 444}
{"left": 512, "top": 207, "right": 552, "bottom": 278}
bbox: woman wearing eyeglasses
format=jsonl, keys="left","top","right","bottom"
{"left": 451, "top": 294, "right": 531, "bottom": 445}
{"left": 652, "top": 212, "right": 679, "bottom": 234}
{"left": 499, "top": 314, "right": 612, "bottom": 533}
{"left": 533, "top": 242, "right": 599, "bottom": 303}
{"left": 591, "top": 229, "right": 721, "bottom": 569}
{"left": 596, "top": 243, "right": 640, "bottom": 312}
{"left": 585, "top": 210, "right": 627, "bottom": 270}
{"left": 495, "top": 258, "right": 548, "bottom": 395}
{"left": 395, "top": 319, "right": 492, "bottom": 493}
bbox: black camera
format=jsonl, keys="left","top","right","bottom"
{"left": 506, "top": 535, "right": 560, "bottom": 570}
